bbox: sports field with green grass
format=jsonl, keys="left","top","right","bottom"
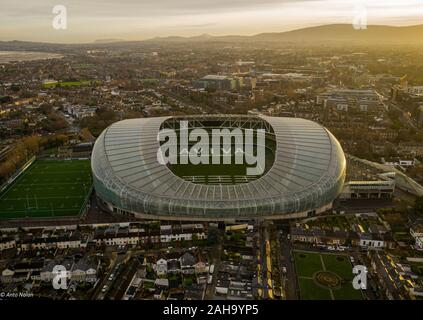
{"left": 168, "top": 140, "right": 276, "bottom": 185}
{"left": 43, "top": 80, "right": 102, "bottom": 89}
{"left": 293, "top": 250, "right": 363, "bottom": 300}
{"left": 0, "top": 160, "right": 92, "bottom": 219}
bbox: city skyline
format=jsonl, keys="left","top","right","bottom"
{"left": 1, "top": 0, "right": 423, "bottom": 43}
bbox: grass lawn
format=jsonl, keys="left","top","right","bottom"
{"left": 332, "top": 283, "right": 363, "bottom": 300}
{"left": 297, "top": 278, "right": 332, "bottom": 300}
{"left": 294, "top": 250, "right": 363, "bottom": 300}
{"left": 0, "top": 159, "right": 92, "bottom": 219}
{"left": 293, "top": 251, "right": 323, "bottom": 278}
{"left": 43, "top": 80, "right": 102, "bottom": 89}
{"left": 321, "top": 254, "right": 354, "bottom": 280}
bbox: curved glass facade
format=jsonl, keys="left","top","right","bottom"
{"left": 91, "top": 115, "right": 346, "bottom": 219}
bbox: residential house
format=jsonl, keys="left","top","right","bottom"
{"left": 0, "top": 260, "right": 44, "bottom": 284}
{"left": 359, "top": 233, "right": 384, "bottom": 249}
{"left": 155, "top": 258, "right": 168, "bottom": 276}
{"left": 154, "top": 278, "right": 169, "bottom": 288}
{"left": 184, "top": 284, "right": 205, "bottom": 300}
{"left": 160, "top": 224, "right": 207, "bottom": 243}
{"left": 71, "top": 257, "right": 98, "bottom": 282}
{"left": 167, "top": 259, "right": 181, "bottom": 274}
{"left": 180, "top": 252, "right": 197, "bottom": 275}
{"left": 40, "top": 259, "right": 73, "bottom": 282}
{"left": 0, "top": 237, "right": 16, "bottom": 251}
{"left": 194, "top": 261, "right": 208, "bottom": 274}
{"left": 154, "top": 288, "right": 164, "bottom": 300}
{"left": 291, "top": 225, "right": 394, "bottom": 249}
{"left": 410, "top": 224, "right": 423, "bottom": 250}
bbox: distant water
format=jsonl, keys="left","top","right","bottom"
{"left": 0, "top": 51, "right": 63, "bottom": 63}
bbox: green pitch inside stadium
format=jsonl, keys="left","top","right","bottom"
{"left": 0, "top": 160, "right": 92, "bottom": 219}
{"left": 168, "top": 138, "right": 276, "bottom": 185}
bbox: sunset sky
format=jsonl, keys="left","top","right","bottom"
{"left": 1, "top": 0, "right": 423, "bottom": 43}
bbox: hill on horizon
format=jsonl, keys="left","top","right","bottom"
{"left": 146, "top": 24, "right": 423, "bottom": 46}
{"left": 1, "top": 24, "right": 423, "bottom": 48}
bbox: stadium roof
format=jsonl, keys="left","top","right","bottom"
{"left": 91, "top": 115, "right": 346, "bottom": 220}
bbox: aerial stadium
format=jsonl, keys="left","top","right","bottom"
{"left": 91, "top": 115, "right": 346, "bottom": 221}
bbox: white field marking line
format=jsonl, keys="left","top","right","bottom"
{"left": 2, "top": 193, "right": 87, "bottom": 201}
{"left": 6, "top": 185, "right": 85, "bottom": 193}
{"left": 2, "top": 198, "right": 84, "bottom": 209}
{"left": 6, "top": 177, "right": 91, "bottom": 186}
{"left": 320, "top": 254, "right": 326, "bottom": 271}
{"left": 0, "top": 164, "right": 37, "bottom": 201}
{"left": 3, "top": 195, "right": 86, "bottom": 201}
{"left": 13, "top": 182, "right": 89, "bottom": 186}
{"left": 1, "top": 175, "right": 91, "bottom": 200}
{"left": 25, "top": 171, "right": 89, "bottom": 175}
{"left": 1, "top": 207, "right": 81, "bottom": 214}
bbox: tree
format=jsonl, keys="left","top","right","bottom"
{"left": 40, "top": 103, "right": 54, "bottom": 115}
{"left": 0, "top": 96, "right": 12, "bottom": 103}
{"left": 207, "top": 228, "right": 219, "bottom": 245}
{"left": 78, "top": 108, "right": 118, "bottom": 136}
{"left": 79, "top": 128, "right": 95, "bottom": 142}
{"left": 0, "top": 134, "right": 68, "bottom": 183}
{"left": 10, "top": 84, "right": 20, "bottom": 92}
{"left": 41, "top": 114, "right": 69, "bottom": 132}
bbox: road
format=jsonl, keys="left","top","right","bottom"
{"left": 386, "top": 100, "right": 419, "bottom": 130}
{"left": 279, "top": 231, "right": 299, "bottom": 300}
{"left": 105, "top": 254, "right": 139, "bottom": 300}
{"left": 204, "top": 240, "right": 222, "bottom": 299}
{"left": 257, "top": 222, "right": 274, "bottom": 299}
{"left": 377, "top": 90, "right": 421, "bottom": 131}
{"left": 257, "top": 223, "right": 266, "bottom": 299}
{"left": 370, "top": 252, "right": 409, "bottom": 300}
{"left": 92, "top": 250, "right": 130, "bottom": 300}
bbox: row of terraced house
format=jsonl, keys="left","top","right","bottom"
{"left": 290, "top": 226, "right": 396, "bottom": 249}
{"left": 0, "top": 224, "right": 207, "bottom": 252}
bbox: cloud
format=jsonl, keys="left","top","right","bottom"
{"left": 0, "top": 1, "right": 313, "bottom": 17}
{"left": 0, "top": 0, "right": 422, "bottom": 42}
